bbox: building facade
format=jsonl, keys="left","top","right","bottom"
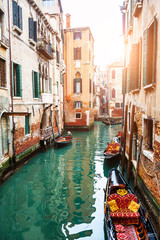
{"left": 121, "top": 0, "right": 160, "bottom": 234}
{"left": 0, "top": 0, "right": 64, "bottom": 176}
{"left": 106, "top": 59, "right": 123, "bottom": 118}
{"left": 64, "top": 14, "right": 95, "bottom": 130}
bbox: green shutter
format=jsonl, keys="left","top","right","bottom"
{"left": 73, "top": 79, "right": 76, "bottom": 93}
{"left": 80, "top": 78, "right": 82, "bottom": 93}
{"left": 32, "top": 70, "right": 35, "bottom": 98}
{"left": 34, "top": 21, "right": 37, "bottom": 42}
{"left": 50, "top": 78, "right": 52, "bottom": 93}
{"left": 35, "top": 72, "right": 40, "bottom": 98}
{"left": 18, "top": 6, "right": 23, "bottom": 30}
{"left": 74, "top": 101, "right": 76, "bottom": 108}
{"left": 130, "top": 44, "right": 138, "bottom": 90}
{"left": 74, "top": 48, "right": 76, "bottom": 60}
{"left": 143, "top": 29, "right": 148, "bottom": 86}
{"left": 138, "top": 39, "right": 142, "bottom": 89}
{"left": 80, "top": 101, "right": 82, "bottom": 108}
{"left": 127, "top": 66, "right": 130, "bottom": 93}
{"left": 11, "top": 61, "right": 15, "bottom": 97}
{"left": 29, "top": 18, "right": 33, "bottom": 39}
{"left": 16, "top": 64, "right": 22, "bottom": 97}
{"left": 12, "top": 0, "right": 18, "bottom": 27}
{"left": 25, "top": 115, "right": 29, "bottom": 135}
{"left": 152, "top": 18, "right": 157, "bottom": 84}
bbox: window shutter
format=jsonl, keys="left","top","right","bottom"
{"left": 12, "top": 0, "right": 18, "bottom": 27}
{"left": 11, "top": 61, "right": 14, "bottom": 97}
{"left": 18, "top": 6, "right": 23, "bottom": 30}
{"left": 32, "top": 70, "right": 35, "bottom": 98}
{"left": 74, "top": 101, "right": 76, "bottom": 108}
{"left": 152, "top": 18, "right": 157, "bottom": 83}
{"left": 16, "top": 64, "right": 22, "bottom": 97}
{"left": 80, "top": 32, "right": 82, "bottom": 39}
{"left": 25, "top": 116, "right": 29, "bottom": 135}
{"left": 73, "top": 32, "right": 76, "bottom": 40}
{"left": 80, "top": 78, "right": 82, "bottom": 93}
{"left": 127, "top": 66, "right": 130, "bottom": 92}
{"left": 138, "top": 39, "right": 142, "bottom": 89}
{"left": 50, "top": 78, "right": 52, "bottom": 93}
{"left": 80, "top": 101, "right": 82, "bottom": 108}
{"left": 79, "top": 47, "right": 81, "bottom": 60}
{"left": 130, "top": 44, "right": 138, "bottom": 90}
{"left": 143, "top": 29, "right": 148, "bottom": 86}
{"left": 34, "top": 21, "right": 37, "bottom": 42}
{"left": 29, "top": 18, "right": 33, "bottom": 39}
{"left": 35, "top": 72, "right": 40, "bottom": 98}
{"left": 74, "top": 48, "right": 76, "bottom": 60}
{"left": 73, "top": 79, "right": 76, "bottom": 93}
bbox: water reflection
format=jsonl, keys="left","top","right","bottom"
{"left": 0, "top": 122, "right": 122, "bottom": 239}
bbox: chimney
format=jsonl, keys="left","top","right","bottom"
{"left": 66, "top": 13, "right": 71, "bottom": 29}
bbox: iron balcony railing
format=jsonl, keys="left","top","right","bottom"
{"left": 37, "top": 38, "right": 55, "bottom": 60}
{"left": 40, "top": 126, "right": 53, "bottom": 140}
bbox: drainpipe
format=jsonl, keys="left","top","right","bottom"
{"left": 8, "top": 0, "right": 16, "bottom": 167}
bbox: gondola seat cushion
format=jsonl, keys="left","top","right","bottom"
{"left": 117, "top": 232, "right": 128, "bottom": 240}
{"left": 108, "top": 193, "right": 140, "bottom": 225}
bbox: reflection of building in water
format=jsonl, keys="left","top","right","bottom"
{"left": 62, "top": 137, "right": 95, "bottom": 229}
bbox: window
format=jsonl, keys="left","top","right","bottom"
{"left": 74, "top": 47, "right": 81, "bottom": 60}
{"left": 74, "top": 101, "right": 82, "bottom": 109}
{"left": 115, "top": 102, "right": 120, "bottom": 108}
{"left": 12, "top": 0, "right": 23, "bottom": 30}
{"left": 111, "top": 88, "right": 115, "bottom": 98}
{"left": 143, "top": 118, "right": 153, "bottom": 151}
{"left": 74, "top": 32, "right": 82, "bottom": 40}
{"left": 0, "top": 58, "right": 6, "bottom": 88}
{"left": 25, "top": 115, "right": 30, "bottom": 135}
{"left": 121, "top": 103, "right": 123, "bottom": 108}
{"left": 74, "top": 72, "right": 82, "bottom": 93}
{"left": 43, "top": 0, "right": 55, "bottom": 7}
{"left": 112, "top": 70, "right": 115, "bottom": 79}
{"left": 76, "top": 113, "right": 81, "bottom": 119}
{"left": 143, "top": 18, "right": 157, "bottom": 86}
{"left": 32, "top": 70, "right": 40, "bottom": 98}
{"left": 12, "top": 62, "right": 22, "bottom": 97}
{"left": 28, "top": 18, "right": 37, "bottom": 42}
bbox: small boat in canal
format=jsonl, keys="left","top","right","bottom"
{"left": 53, "top": 135, "right": 72, "bottom": 148}
{"left": 104, "top": 141, "right": 121, "bottom": 161}
{"left": 102, "top": 118, "right": 122, "bottom": 126}
{"left": 104, "top": 168, "right": 158, "bottom": 240}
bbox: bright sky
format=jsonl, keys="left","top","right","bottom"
{"left": 61, "top": 0, "right": 124, "bottom": 68}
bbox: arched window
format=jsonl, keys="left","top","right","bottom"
{"left": 112, "top": 88, "right": 115, "bottom": 98}
{"left": 74, "top": 72, "right": 82, "bottom": 93}
{"left": 112, "top": 69, "right": 115, "bottom": 79}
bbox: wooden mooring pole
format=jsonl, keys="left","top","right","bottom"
{"left": 134, "top": 136, "right": 143, "bottom": 189}
{"left": 122, "top": 105, "right": 128, "bottom": 175}
{"left": 127, "top": 105, "right": 135, "bottom": 181}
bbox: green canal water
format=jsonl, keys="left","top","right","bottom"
{"left": 0, "top": 122, "right": 122, "bottom": 240}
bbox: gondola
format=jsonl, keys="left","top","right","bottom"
{"left": 104, "top": 142, "right": 121, "bottom": 161}
{"left": 102, "top": 118, "right": 122, "bottom": 126}
{"left": 104, "top": 168, "right": 158, "bottom": 240}
{"left": 54, "top": 135, "right": 72, "bottom": 148}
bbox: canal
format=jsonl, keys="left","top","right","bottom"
{"left": 0, "top": 122, "right": 122, "bottom": 240}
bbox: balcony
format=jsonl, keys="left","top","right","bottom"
{"left": 40, "top": 126, "right": 53, "bottom": 140}
{"left": 0, "top": 27, "right": 9, "bottom": 49}
{"left": 133, "top": 0, "right": 143, "bottom": 17}
{"left": 37, "top": 38, "right": 55, "bottom": 59}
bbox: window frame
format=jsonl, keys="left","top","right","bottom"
{"left": 75, "top": 113, "right": 81, "bottom": 119}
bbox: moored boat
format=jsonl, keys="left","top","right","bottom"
{"left": 104, "top": 168, "right": 158, "bottom": 240}
{"left": 102, "top": 118, "right": 122, "bottom": 126}
{"left": 54, "top": 135, "right": 72, "bottom": 148}
{"left": 104, "top": 141, "right": 121, "bottom": 160}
